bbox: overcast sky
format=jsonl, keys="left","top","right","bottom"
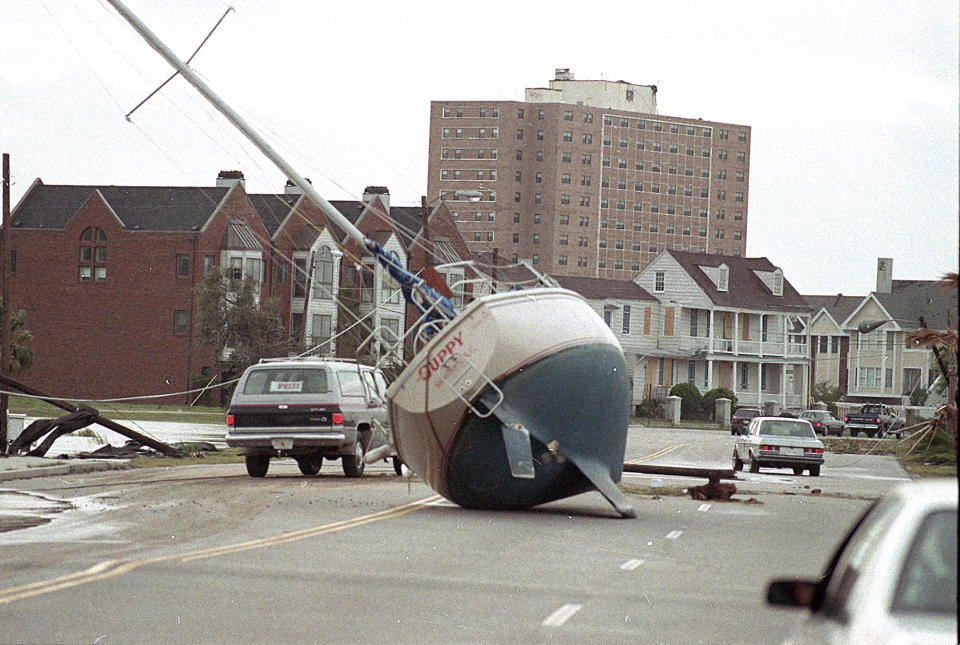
{"left": 2, "top": 0, "right": 957, "bottom": 296}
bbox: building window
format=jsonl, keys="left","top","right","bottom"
{"left": 79, "top": 226, "right": 107, "bottom": 282}
{"left": 622, "top": 305, "right": 631, "bottom": 334}
{"left": 558, "top": 255, "right": 568, "bottom": 266}
{"left": 655, "top": 271, "right": 665, "bottom": 292}
{"left": 690, "top": 309, "right": 699, "bottom": 337}
{"left": 537, "top": 130, "right": 544, "bottom": 141}
{"left": 174, "top": 310, "right": 188, "bottom": 335}
{"left": 311, "top": 313, "right": 333, "bottom": 348}
{"left": 176, "top": 253, "right": 190, "bottom": 278}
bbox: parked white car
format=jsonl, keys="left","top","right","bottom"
{"left": 767, "top": 478, "right": 957, "bottom": 644}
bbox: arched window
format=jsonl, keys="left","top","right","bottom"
{"left": 79, "top": 226, "right": 107, "bottom": 281}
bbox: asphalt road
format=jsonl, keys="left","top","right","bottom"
{"left": 0, "top": 425, "right": 911, "bottom": 644}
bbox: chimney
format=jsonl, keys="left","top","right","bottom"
{"left": 284, "top": 178, "right": 312, "bottom": 196}
{"left": 554, "top": 68, "right": 574, "bottom": 81}
{"left": 216, "top": 170, "right": 245, "bottom": 188}
{"left": 362, "top": 185, "right": 390, "bottom": 212}
{"left": 876, "top": 257, "right": 893, "bottom": 293}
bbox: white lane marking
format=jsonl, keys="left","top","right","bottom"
{"left": 697, "top": 503, "right": 712, "bottom": 512}
{"left": 665, "top": 530, "right": 683, "bottom": 540}
{"left": 620, "top": 558, "right": 644, "bottom": 571}
{"left": 542, "top": 603, "right": 583, "bottom": 627}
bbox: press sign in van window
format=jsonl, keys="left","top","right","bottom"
{"left": 270, "top": 381, "right": 303, "bottom": 393}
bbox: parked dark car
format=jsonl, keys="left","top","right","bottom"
{"left": 799, "top": 409, "right": 844, "bottom": 436}
{"left": 730, "top": 407, "right": 762, "bottom": 435}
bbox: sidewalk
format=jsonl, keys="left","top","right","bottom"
{"left": 0, "top": 455, "right": 130, "bottom": 482}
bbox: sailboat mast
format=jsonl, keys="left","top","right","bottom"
{"left": 105, "top": 0, "right": 367, "bottom": 247}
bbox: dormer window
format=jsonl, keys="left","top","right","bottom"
{"left": 717, "top": 263, "right": 729, "bottom": 291}
{"left": 79, "top": 226, "right": 107, "bottom": 282}
{"left": 772, "top": 268, "right": 783, "bottom": 296}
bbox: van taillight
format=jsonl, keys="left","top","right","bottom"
{"left": 226, "top": 414, "right": 235, "bottom": 427}
{"left": 332, "top": 413, "right": 343, "bottom": 425}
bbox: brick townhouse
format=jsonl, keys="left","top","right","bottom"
{"left": 7, "top": 172, "right": 470, "bottom": 403}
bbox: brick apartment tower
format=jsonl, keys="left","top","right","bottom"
{"left": 427, "top": 68, "right": 751, "bottom": 279}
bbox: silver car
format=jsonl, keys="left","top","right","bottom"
{"left": 733, "top": 416, "right": 825, "bottom": 476}
{"left": 768, "top": 478, "right": 957, "bottom": 644}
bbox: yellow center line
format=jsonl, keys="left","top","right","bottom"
{"left": 626, "top": 442, "right": 688, "bottom": 464}
{"left": 0, "top": 494, "right": 442, "bottom": 604}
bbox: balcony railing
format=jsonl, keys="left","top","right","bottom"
{"left": 710, "top": 338, "right": 807, "bottom": 358}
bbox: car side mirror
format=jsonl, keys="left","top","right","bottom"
{"left": 767, "top": 579, "right": 817, "bottom": 609}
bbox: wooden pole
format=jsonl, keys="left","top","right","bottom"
{"left": 1, "top": 153, "right": 11, "bottom": 452}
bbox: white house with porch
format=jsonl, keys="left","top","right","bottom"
{"left": 633, "top": 250, "right": 811, "bottom": 411}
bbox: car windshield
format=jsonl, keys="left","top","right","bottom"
{"left": 759, "top": 420, "right": 815, "bottom": 438}
{"left": 242, "top": 368, "right": 330, "bottom": 395}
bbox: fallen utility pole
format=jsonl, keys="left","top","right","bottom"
{"left": 0, "top": 373, "right": 183, "bottom": 457}
{"left": 623, "top": 463, "right": 738, "bottom": 500}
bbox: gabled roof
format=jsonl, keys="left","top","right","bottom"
{"left": 666, "top": 250, "right": 809, "bottom": 312}
{"left": 803, "top": 294, "right": 863, "bottom": 325}
{"left": 11, "top": 181, "right": 229, "bottom": 231}
{"left": 873, "top": 280, "right": 957, "bottom": 329}
{"left": 555, "top": 275, "right": 656, "bottom": 302}
{"left": 388, "top": 205, "right": 426, "bottom": 249}
{"left": 247, "top": 193, "right": 300, "bottom": 237}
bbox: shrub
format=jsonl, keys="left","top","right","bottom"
{"left": 701, "top": 387, "right": 737, "bottom": 419}
{"left": 669, "top": 383, "right": 703, "bottom": 419}
{"left": 636, "top": 398, "right": 664, "bottom": 418}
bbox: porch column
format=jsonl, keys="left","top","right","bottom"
{"left": 733, "top": 314, "right": 739, "bottom": 355}
{"left": 781, "top": 363, "right": 787, "bottom": 409}
{"left": 707, "top": 359, "right": 714, "bottom": 390}
{"left": 756, "top": 362, "right": 762, "bottom": 406}
{"left": 732, "top": 359, "right": 739, "bottom": 401}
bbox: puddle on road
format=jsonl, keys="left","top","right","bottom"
{"left": 0, "top": 491, "right": 75, "bottom": 533}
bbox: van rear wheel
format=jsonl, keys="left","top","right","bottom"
{"left": 245, "top": 455, "right": 270, "bottom": 478}
{"left": 342, "top": 442, "right": 366, "bottom": 477}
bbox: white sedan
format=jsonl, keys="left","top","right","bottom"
{"left": 767, "top": 478, "right": 958, "bottom": 644}
{"left": 733, "top": 416, "right": 825, "bottom": 476}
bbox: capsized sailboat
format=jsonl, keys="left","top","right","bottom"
{"left": 106, "top": 0, "right": 635, "bottom": 518}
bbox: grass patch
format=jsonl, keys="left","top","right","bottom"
{"left": 619, "top": 482, "right": 690, "bottom": 497}
{"left": 70, "top": 428, "right": 105, "bottom": 443}
{"left": 822, "top": 436, "right": 898, "bottom": 456}
{"left": 896, "top": 425, "right": 957, "bottom": 478}
{"left": 127, "top": 447, "right": 246, "bottom": 469}
{"left": 7, "top": 396, "right": 226, "bottom": 424}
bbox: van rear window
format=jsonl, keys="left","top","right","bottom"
{"left": 242, "top": 369, "right": 330, "bottom": 395}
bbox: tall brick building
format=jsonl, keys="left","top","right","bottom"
{"left": 427, "top": 68, "right": 751, "bottom": 280}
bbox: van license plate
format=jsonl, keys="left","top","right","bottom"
{"left": 272, "top": 438, "right": 294, "bottom": 450}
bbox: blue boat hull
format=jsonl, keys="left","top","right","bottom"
{"left": 445, "top": 342, "right": 634, "bottom": 516}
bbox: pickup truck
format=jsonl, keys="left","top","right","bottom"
{"left": 843, "top": 404, "right": 905, "bottom": 439}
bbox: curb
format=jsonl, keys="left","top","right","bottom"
{"left": 0, "top": 459, "right": 130, "bottom": 482}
